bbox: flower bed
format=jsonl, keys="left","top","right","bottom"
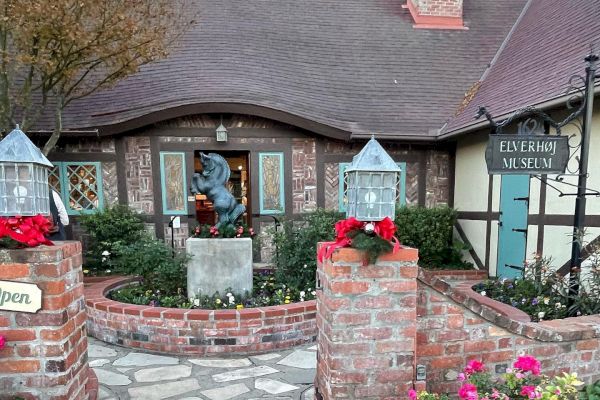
{"left": 84, "top": 276, "right": 317, "bottom": 355}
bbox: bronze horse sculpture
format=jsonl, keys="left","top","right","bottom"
{"left": 190, "top": 152, "right": 246, "bottom": 228}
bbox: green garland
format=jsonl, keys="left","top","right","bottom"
{"left": 347, "top": 230, "right": 393, "bottom": 263}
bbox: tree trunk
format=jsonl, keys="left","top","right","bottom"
{"left": 43, "top": 97, "right": 63, "bottom": 156}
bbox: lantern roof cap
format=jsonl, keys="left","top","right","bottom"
{"left": 346, "top": 136, "right": 400, "bottom": 172}
{"left": 0, "top": 126, "right": 53, "bottom": 167}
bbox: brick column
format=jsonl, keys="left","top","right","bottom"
{"left": 316, "top": 246, "right": 419, "bottom": 400}
{"left": 0, "top": 242, "right": 90, "bottom": 400}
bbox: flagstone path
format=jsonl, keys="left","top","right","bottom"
{"left": 88, "top": 337, "right": 317, "bottom": 400}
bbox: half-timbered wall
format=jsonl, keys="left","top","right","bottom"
{"left": 49, "top": 113, "right": 453, "bottom": 261}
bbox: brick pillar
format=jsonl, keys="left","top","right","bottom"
{"left": 0, "top": 242, "right": 90, "bottom": 400}
{"left": 316, "top": 246, "right": 419, "bottom": 400}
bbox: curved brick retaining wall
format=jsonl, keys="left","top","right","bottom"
{"left": 84, "top": 276, "right": 317, "bottom": 355}
{"left": 417, "top": 269, "right": 600, "bottom": 394}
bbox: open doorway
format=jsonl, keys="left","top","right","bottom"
{"left": 193, "top": 150, "right": 250, "bottom": 226}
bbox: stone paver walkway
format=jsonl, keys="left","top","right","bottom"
{"left": 89, "top": 337, "right": 317, "bottom": 400}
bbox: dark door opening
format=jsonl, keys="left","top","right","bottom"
{"left": 193, "top": 150, "right": 250, "bottom": 226}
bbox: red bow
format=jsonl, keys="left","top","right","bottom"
{"left": 0, "top": 215, "right": 53, "bottom": 247}
{"left": 317, "top": 217, "right": 400, "bottom": 262}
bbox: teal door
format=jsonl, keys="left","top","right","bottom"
{"left": 497, "top": 175, "right": 530, "bottom": 279}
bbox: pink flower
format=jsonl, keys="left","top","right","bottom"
{"left": 465, "top": 360, "right": 485, "bottom": 374}
{"left": 0, "top": 335, "right": 5, "bottom": 350}
{"left": 458, "top": 373, "right": 466, "bottom": 381}
{"left": 520, "top": 386, "right": 541, "bottom": 399}
{"left": 458, "top": 383, "right": 478, "bottom": 400}
{"left": 514, "top": 355, "right": 541, "bottom": 376}
{"left": 515, "top": 372, "right": 524, "bottom": 379}
{"left": 408, "top": 389, "right": 417, "bottom": 400}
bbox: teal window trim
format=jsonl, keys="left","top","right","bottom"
{"left": 338, "top": 161, "right": 406, "bottom": 212}
{"left": 160, "top": 152, "right": 188, "bottom": 215}
{"left": 258, "top": 152, "right": 285, "bottom": 215}
{"left": 54, "top": 161, "right": 104, "bottom": 215}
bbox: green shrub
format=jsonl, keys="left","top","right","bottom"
{"left": 272, "top": 209, "right": 341, "bottom": 291}
{"left": 79, "top": 204, "right": 146, "bottom": 274}
{"left": 395, "top": 205, "right": 472, "bottom": 269}
{"left": 110, "top": 237, "right": 188, "bottom": 294}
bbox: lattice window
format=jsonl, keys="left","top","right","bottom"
{"left": 50, "top": 162, "right": 104, "bottom": 214}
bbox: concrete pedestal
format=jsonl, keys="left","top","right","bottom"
{"left": 186, "top": 238, "right": 253, "bottom": 297}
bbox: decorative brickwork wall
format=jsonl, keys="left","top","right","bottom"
{"left": 410, "top": 0, "right": 463, "bottom": 18}
{"left": 417, "top": 271, "right": 600, "bottom": 393}
{"left": 0, "top": 242, "right": 91, "bottom": 400}
{"left": 85, "top": 276, "right": 316, "bottom": 355}
{"left": 292, "top": 139, "right": 317, "bottom": 213}
{"left": 125, "top": 136, "right": 154, "bottom": 214}
{"left": 315, "top": 248, "right": 600, "bottom": 399}
{"left": 316, "top": 247, "right": 419, "bottom": 400}
{"left": 425, "top": 150, "right": 450, "bottom": 207}
{"left": 163, "top": 222, "right": 189, "bottom": 249}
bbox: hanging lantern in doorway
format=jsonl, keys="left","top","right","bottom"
{"left": 216, "top": 123, "right": 228, "bottom": 142}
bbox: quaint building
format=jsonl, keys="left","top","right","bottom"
{"left": 25, "top": 0, "right": 600, "bottom": 272}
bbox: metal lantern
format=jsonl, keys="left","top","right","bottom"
{"left": 216, "top": 123, "right": 228, "bottom": 142}
{"left": 0, "top": 126, "right": 53, "bottom": 216}
{"left": 345, "top": 136, "right": 400, "bottom": 221}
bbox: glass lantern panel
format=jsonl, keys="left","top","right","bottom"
{"left": 18, "top": 165, "right": 31, "bottom": 181}
{"left": 383, "top": 172, "right": 396, "bottom": 187}
{"left": 382, "top": 188, "right": 394, "bottom": 203}
{"left": 358, "top": 173, "right": 370, "bottom": 187}
{"left": 381, "top": 204, "right": 394, "bottom": 218}
{"left": 371, "top": 173, "right": 382, "bottom": 187}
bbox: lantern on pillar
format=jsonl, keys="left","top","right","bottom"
{"left": 0, "top": 126, "right": 53, "bottom": 216}
{"left": 345, "top": 136, "right": 400, "bottom": 221}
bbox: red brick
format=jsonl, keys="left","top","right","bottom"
{"left": 0, "top": 359, "right": 40, "bottom": 373}
{"left": 498, "top": 338, "right": 513, "bottom": 349}
{"left": 376, "top": 310, "right": 416, "bottom": 323}
{"left": 162, "top": 309, "right": 187, "bottom": 320}
{"left": 399, "top": 266, "right": 418, "bottom": 278}
{"left": 447, "top": 315, "right": 464, "bottom": 329}
{"left": 437, "top": 329, "right": 468, "bottom": 342}
{"left": 356, "top": 265, "right": 395, "bottom": 278}
{"left": 1, "top": 328, "right": 36, "bottom": 341}
{"left": 380, "top": 281, "right": 417, "bottom": 293}
{"left": 0, "top": 263, "right": 30, "bottom": 279}
{"left": 333, "top": 312, "right": 371, "bottom": 325}
{"left": 353, "top": 356, "right": 392, "bottom": 369}
{"left": 40, "top": 320, "right": 75, "bottom": 341}
{"left": 322, "top": 297, "right": 351, "bottom": 311}
{"left": 38, "top": 281, "right": 66, "bottom": 295}
{"left": 330, "top": 281, "right": 370, "bottom": 294}
{"left": 330, "top": 371, "right": 368, "bottom": 384}
{"left": 482, "top": 350, "right": 514, "bottom": 363}
{"left": 576, "top": 340, "right": 599, "bottom": 351}
{"left": 376, "top": 340, "right": 414, "bottom": 353}
{"left": 329, "top": 342, "right": 370, "bottom": 355}
{"left": 464, "top": 340, "right": 496, "bottom": 353}
{"left": 324, "top": 264, "right": 352, "bottom": 278}
{"left": 354, "top": 327, "right": 392, "bottom": 340}
{"left": 417, "top": 343, "right": 444, "bottom": 356}
{"left": 330, "top": 248, "right": 366, "bottom": 263}
{"left": 431, "top": 356, "right": 463, "bottom": 368}
{"left": 376, "top": 370, "right": 413, "bottom": 383}
{"left": 186, "top": 310, "right": 211, "bottom": 320}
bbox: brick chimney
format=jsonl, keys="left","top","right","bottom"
{"left": 404, "top": 0, "right": 465, "bottom": 29}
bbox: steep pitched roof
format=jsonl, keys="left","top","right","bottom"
{"left": 57, "top": 0, "right": 526, "bottom": 140}
{"left": 442, "top": 0, "right": 600, "bottom": 137}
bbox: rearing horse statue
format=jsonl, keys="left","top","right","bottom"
{"left": 190, "top": 153, "right": 246, "bottom": 228}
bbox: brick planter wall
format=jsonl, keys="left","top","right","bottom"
{"left": 0, "top": 242, "right": 91, "bottom": 400}
{"left": 85, "top": 276, "right": 316, "bottom": 355}
{"left": 417, "top": 270, "right": 600, "bottom": 394}
{"left": 315, "top": 246, "right": 419, "bottom": 400}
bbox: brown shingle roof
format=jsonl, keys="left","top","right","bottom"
{"left": 442, "top": 0, "right": 600, "bottom": 137}
{"left": 58, "top": 0, "right": 526, "bottom": 140}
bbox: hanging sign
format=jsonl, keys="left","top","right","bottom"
{"left": 0, "top": 280, "right": 42, "bottom": 313}
{"left": 485, "top": 135, "right": 569, "bottom": 174}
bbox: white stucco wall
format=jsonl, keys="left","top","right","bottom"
{"left": 453, "top": 103, "right": 600, "bottom": 274}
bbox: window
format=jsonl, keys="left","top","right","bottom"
{"left": 50, "top": 162, "right": 104, "bottom": 215}
{"left": 338, "top": 161, "right": 406, "bottom": 212}
{"left": 258, "top": 152, "right": 285, "bottom": 214}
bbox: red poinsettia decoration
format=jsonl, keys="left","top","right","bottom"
{"left": 318, "top": 216, "right": 400, "bottom": 262}
{"left": 0, "top": 215, "right": 53, "bottom": 247}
